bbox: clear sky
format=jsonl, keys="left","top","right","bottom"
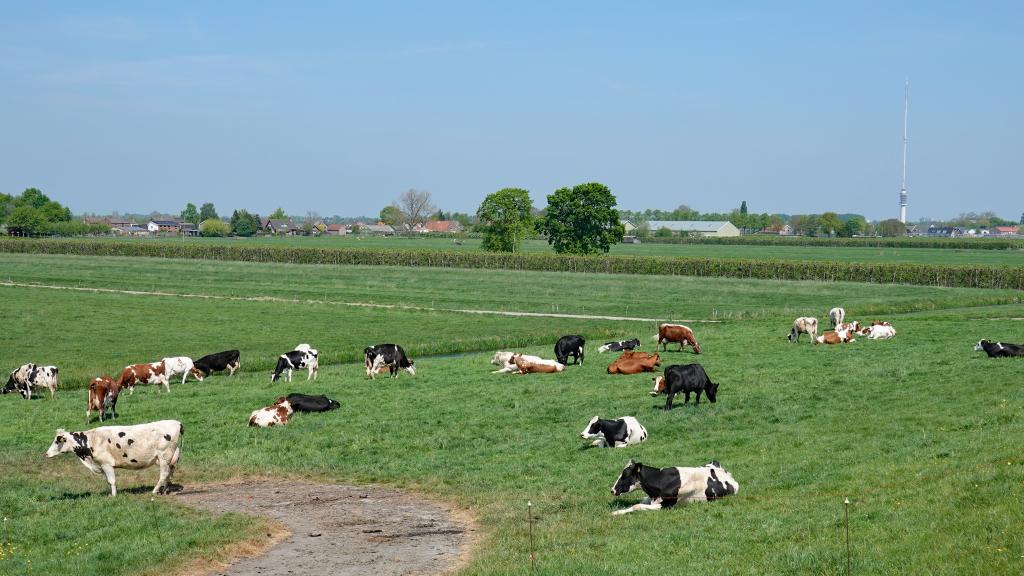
{"left": 1, "top": 2, "right": 1021, "bottom": 221}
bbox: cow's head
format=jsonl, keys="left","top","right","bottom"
{"left": 189, "top": 367, "right": 205, "bottom": 381}
{"left": 404, "top": 361, "right": 415, "bottom": 376}
{"left": 46, "top": 429, "right": 76, "bottom": 458}
{"left": 973, "top": 340, "right": 989, "bottom": 352}
{"left": 706, "top": 381, "right": 719, "bottom": 403}
{"left": 611, "top": 459, "right": 643, "bottom": 496}
{"left": 2, "top": 371, "right": 15, "bottom": 394}
{"left": 650, "top": 375, "right": 666, "bottom": 396}
{"left": 580, "top": 416, "right": 601, "bottom": 439}
{"left": 705, "top": 460, "right": 722, "bottom": 469}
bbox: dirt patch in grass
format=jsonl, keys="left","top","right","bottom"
{"left": 173, "top": 479, "right": 476, "bottom": 576}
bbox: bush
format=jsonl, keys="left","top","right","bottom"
{"left": 1, "top": 238, "right": 1022, "bottom": 290}
{"left": 200, "top": 219, "right": 231, "bottom": 237}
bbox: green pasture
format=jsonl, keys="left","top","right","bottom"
{"left": 0, "top": 254, "right": 1022, "bottom": 575}
{"left": 81, "top": 234, "right": 1024, "bottom": 267}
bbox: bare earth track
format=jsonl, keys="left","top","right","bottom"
{"left": 174, "top": 479, "right": 475, "bottom": 576}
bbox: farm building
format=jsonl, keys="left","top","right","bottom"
{"left": 420, "top": 220, "right": 464, "bottom": 233}
{"left": 325, "top": 223, "right": 347, "bottom": 236}
{"left": 363, "top": 223, "right": 395, "bottom": 235}
{"left": 645, "top": 220, "right": 741, "bottom": 237}
{"left": 262, "top": 218, "right": 301, "bottom": 235}
{"left": 147, "top": 219, "right": 182, "bottom": 234}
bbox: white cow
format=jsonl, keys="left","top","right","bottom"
{"left": 45, "top": 420, "right": 183, "bottom": 496}
{"left": 828, "top": 307, "right": 846, "bottom": 327}
{"left": 865, "top": 325, "right": 896, "bottom": 339}
{"left": 161, "top": 356, "right": 204, "bottom": 385}
{"left": 491, "top": 352, "right": 549, "bottom": 374}
{"left": 3, "top": 363, "right": 59, "bottom": 400}
{"left": 787, "top": 317, "right": 818, "bottom": 344}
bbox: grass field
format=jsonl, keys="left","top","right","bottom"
{"left": 1, "top": 253, "right": 1022, "bottom": 575}
{"left": 78, "top": 234, "right": 1024, "bottom": 267}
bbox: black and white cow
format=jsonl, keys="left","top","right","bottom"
{"left": 580, "top": 416, "right": 648, "bottom": 448}
{"left": 286, "top": 393, "right": 341, "bottom": 413}
{"left": 974, "top": 339, "right": 1024, "bottom": 358}
{"left": 364, "top": 344, "right": 415, "bottom": 379}
{"left": 610, "top": 459, "right": 739, "bottom": 515}
{"left": 650, "top": 363, "right": 719, "bottom": 410}
{"left": 193, "top": 349, "right": 241, "bottom": 377}
{"left": 45, "top": 420, "right": 184, "bottom": 496}
{"left": 271, "top": 345, "right": 319, "bottom": 382}
{"left": 554, "top": 335, "right": 585, "bottom": 366}
{"left": 597, "top": 339, "right": 641, "bottom": 354}
{"left": 3, "top": 363, "right": 59, "bottom": 400}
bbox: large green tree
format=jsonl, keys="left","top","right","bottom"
{"left": 269, "top": 207, "right": 287, "bottom": 219}
{"left": 200, "top": 218, "right": 230, "bottom": 237}
{"left": 199, "top": 202, "right": 218, "bottom": 222}
{"left": 477, "top": 188, "right": 534, "bottom": 252}
{"left": 379, "top": 205, "right": 404, "bottom": 226}
{"left": 879, "top": 219, "right": 906, "bottom": 237}
{"left": 0, "top": 193, "right": 13, "bottom": 224}
{"left": 180, "top": 203, "right": 200, "bottom": 224}
{"left": 230, "top": 209, "right": 260, "bottom": 236}
{"left": 7, "top": 205, "right": 46, "bottom": 235}
{"left": 540, "top": 182, "right": 624, "bottom": 254}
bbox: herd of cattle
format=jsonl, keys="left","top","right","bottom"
{"left": 6, "top": 314, "right": 1022, "bottom": 513}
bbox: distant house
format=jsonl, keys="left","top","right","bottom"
{"left": 991, "top": 226, "right": 1020, "bottom": 236}
{"left": 114, "top": 225, "right": 150, "bottom": 236}
{"left": 263, "top": 218, "right": 300, "bottom": 235}
{"left": 310, "top": 221, "right": 327, "bottom": 236}
{"left": 421, "top": 220, "right": 464, "bottom": 233}
{"left": 325, "top": 223, "right": 348, "bottom": 236}
{"left": 621, "top": 220, "right": 636, "bottom": 234}
{"left": 757, "top": 224, "right": 793, "bottom": 236}
{"left": 147, "top": 219, "right": 182, "bottom": 234}
{"left": 180, "top": 222, "right": 200, "bottom": 237}
{"left": 364, "top": 223, "right": 395, "bottom": 236}
{"left": 645, "top": 220, "right": 741, "bottom": 237}
{"left": 85, "top": 216, "right": 137, "bottom": 228}
{"left": 927, "top": 226, "right": 965, "bottom": 237}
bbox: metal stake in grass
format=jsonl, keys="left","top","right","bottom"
{"left": 527, "top": 501, "right": 536, "bottom": 571}
{"left": 844, "top": 497, "right": 852, "bottom": 576}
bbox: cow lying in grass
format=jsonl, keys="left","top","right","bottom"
{"left": 45, "top": 420, "right": 183, "bottom": 496}
{"left": 580, "top": 416, "right": 648, "bottom": 448}
{"left": 610, "top": 459, "right": 738, "bottom": 515}
{"left": 513, "top": 354, "right": 565, "bottom": 374}
{"left": 815, "top": 329, "right": 856, "bottom": 345}
{"left": 491, "top": 352, "right": 556, "bottom": 374}
{"left": 859, "top": 324, "right": 896, "bottom": 339}
{"left": 974, "top": 339, "right": 1024, "bottom": 358}
{"left": 606, "top": 351, "right": 660, "bottom": 374}
{"left": 249, "top": 397, "right": 294, "bottom": 427}
{"left": 598, "top": 339, "right": 641, "bottom": 354}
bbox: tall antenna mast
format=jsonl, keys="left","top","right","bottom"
{"left": 899, "top": 79, "right": 909, "bottom": 224}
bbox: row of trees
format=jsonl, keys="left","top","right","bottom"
{"left": 0, "top": 188, "right": 108, "bottom": 236}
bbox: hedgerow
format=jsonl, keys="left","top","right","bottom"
{"left": 1, "top": 238, "right": 1021, "bottom": 290}
{"left": 635, "top": 235, "right": 1024, "bottom": 250}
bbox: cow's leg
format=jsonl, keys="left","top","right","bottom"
{"left": 181, "top": 372, "right": 188, "bottom": 385}
{"left": 695, "top": 390, "right": 702, "bottom": 405}
{"left": 665, "top": 393, "right": 675, "bottom": 410}
{"left": 154, "top": 458, "right": 171, "bottom": 494}
{"left": 683, "top": 391, "right": 691, "bottom": 404}
{"left": 612, "top": 500, "right": 663, "bottom": 515}
{"left": 101, "top": 464, "right": 118, "bottom": 496}
{"left": 229, "top": 361, "right": 239, "bottom": 375}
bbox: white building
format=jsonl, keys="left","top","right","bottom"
{"left": 645, "top": 220, "right": 741, "bottom": 237}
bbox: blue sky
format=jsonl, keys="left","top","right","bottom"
{"left": 1, "top": 2, "right": 1021, "bottom": 221}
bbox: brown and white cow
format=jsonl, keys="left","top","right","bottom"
{"left": 815, "top": 330, "right": 855, "bottom": 345}
{"left": 656, "top": 323, "right": 702, "bottom": 354}
{"left": 513, "top": 354, "right": 565, "bottom": 374}
{"left": 607, "top": 351, "right": 661, "bottom": 374}
{"left": 117, "top": 362, "right": 170, "bottom": 394}
{"left": 248, "top": 397, "right": 294, "bottom": 427}
{"left": 87, "top": 376, "right": 122, "bottom": 423}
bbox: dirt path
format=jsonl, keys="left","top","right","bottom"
{"left": 0, "top": 280, "right": 720, "bottom": 323}
{"left": 174, "top": 479, "right": 474, "bottom": 576}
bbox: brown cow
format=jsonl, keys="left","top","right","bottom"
{"left": 607, "top": 351, "right": 661, "bottom": 374}
{"left": 656, "top": 323, "right": 702, "bottom": 354}
{"left": 814, "top": 330, "right": 856, "bottom": 345}
{"left": 86, "top": 376, "right": 122, "bottom": 423}
{"left": 117, "top": 362, "right": 170, "bottom": 394}
{"left": 513, "top": 354, "right": 565, "bottom": 374}
{"left": 249, "top": 397, "right": 294, "bottom": 427}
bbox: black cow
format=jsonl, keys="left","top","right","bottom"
{"left": 597, "top": 339, "right": 641, "bottom": 354}
{"left": 364, "top": 344, "right": 415, "bottom": 379}
{"left": 650, "top": 363, "right": 719, "bottom": 410}
{"left": 286, "top": 393, "right": 341, "bottom": 413}
{"left": 610, "top": 459, "right": 739, "bottom": 515}
{"left": 194, "top": 350, "right": 241, "bottom": 377}
{"left": 271, "top": 349, "right": 318, "bottom": 382}
{"left": 554, "top": 335, "right": 585, "bottom": 366}
{"left": 974, "top": 339, "right": 1024, "bottom": 358}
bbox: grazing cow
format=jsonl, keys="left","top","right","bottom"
{"left": 117, "top": 362, "right": 169, "bottom": 394}
{"left": 286, "top": 393, "right": 341, "bottom": 413}
{"left": 249, "top": 397, "right": 294, "bottom": 427}
{"left": 787, "top": 317, "right": 818, "bottom": 343}
{"left": 363, "top": 344, "right": 415, "bottom": 379}
{"left": 607, "top": 351, "right": 661, "bottom": 375}
{"left": 828, "top": 307, "right": 846, "bottom": 327}
{"left": 45, "top": 420, "right": 183, "bottom": 496}
{"left": 656, "top": 323, "right": 702, "bottom": 354}
{"left": 974, "top": 339, "right": 1024, "bottom": 358}
{"left": 87, "top": 376, "right": 122, "bottom": 423}
{"left": 193, "top": 349, "right": 241, "bottom": 377}
{"left": 861, "top": 324, "right": 896, "bottom": 340}
{"left": 161, "top": 356, "right": 205, "bottom": 385}
{"left": 650, "top": 364, "right": 719, "bottom": 410}
{"left": 513, "top": 354, "right": 565, "bottom": 374}
{"left": 598, "top": 339, "right": 641, "bottom": 354}
{"left": 610, "top": 459, "right": 739, "bottom": 515}
{"left": 554, "top": 335, "right": 585, "bottom": 366}
{"left": 580, "top": 416, "right": 648, "bottom": 448}
{"left": 3, "top": 363, "right": 59, "bottom": 400}
{"left": 272, "top": 345, "right": 319, "bottom": 382}
{"left": 814, "top": 330, "right": 855, "bottom": 345}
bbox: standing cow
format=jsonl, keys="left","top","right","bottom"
{"left": 828, "top": 307, "right": 846, "bottom": 328}
{"left": 117, "top": 362, "right": 169, "bottom": 394}
{"left": 610, "top": 459, "right": 739, "bottom": 515}
{"left": 271, "top": 346, "right": 319, "bottom": 382}
{"left": 161, "top": 357, "right": 205, "bottom": 385}
{"left": 45, "top": 420, "right": 184, "bottom": 496}
{"left": 787, "top": 317, "right": 818, "bottom": 343}
{"left": 650, "top": 364, "right": 719, "bottom": 410}
{"left": 656, "top": 324, "right": 702, "bottom": 354}
{"left": 364, "top": 344, "right": 415, "bottom": 379}
{"left": 87, "top": 376, "right": 122, "bottom": 423}
{"left": 193, "top": 350, "right": 241, "bottom": 378}
{"left": 554, "top": 335, "right": 585, "bottom": 366}
{"left": 3, "top": 363, "right": 59, "bottom": 399}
